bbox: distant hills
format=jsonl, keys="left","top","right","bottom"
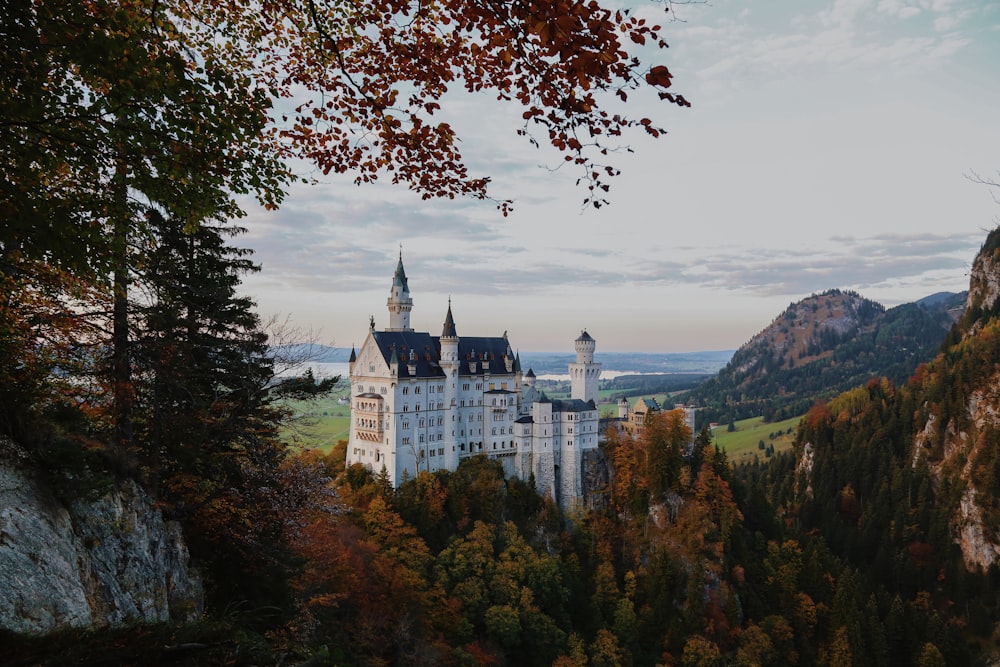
{"left": 272, "top": 343, "right": 355, "bottom": 364}
{"left": 519, "top": 350, "right": 734, "bottom": 376}
{"left": 273, "top": 344, "right": 735, "bottom": 375}
{"left": 683, "top": 288, "right": 967, "bottom": 424}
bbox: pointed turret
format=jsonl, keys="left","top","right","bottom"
{"left": 442, "top": 299, "right": 457, "bottom": 338}
{"left": 440, "top": 298, "right": 460, "bottom": 368}
{"left": 386, "top": 251, "right": 413, "bottom": 331}
{"left": 392, "top": 252, "right": 409, "bottom": 291}
{"left": 389, "top": 343, "right": 399, "bottom": 376}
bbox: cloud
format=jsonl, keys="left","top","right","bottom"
{"left": 678, "top": 0, "right": 978, "bottom": 95}
{"left": 683, "top": 232, "right": 980, "bottom": 297}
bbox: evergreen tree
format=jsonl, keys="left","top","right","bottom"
{"left": 132, "top": 211, "right": 299, "bottom": 615}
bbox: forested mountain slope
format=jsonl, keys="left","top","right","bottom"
{"left": 751, "top": 227, "right": 1000, "bottom": 661}
{"left": 685, "top": 289, "right": 964, "bottom": 424}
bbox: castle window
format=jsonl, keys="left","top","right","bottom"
{"left": 438, "top": 448, "right": 444, "bottom": 456}
{"left": 415, "top": 404, "right": 421, "bottom": 411}
{"left": 419, "top": 419, "right": 425, "bottom": 428}
{"left": 403, "top": 404, "right": 408, "bottom": 412}
{"left": 402, "top": 421, "right": 409, "bottom": 429}
{"left": 419, "top": 435, "right": 425, "bottom": 443}
{"left": 403, "top": 387, "right": 409, "bottom": 395}
{"left": 428, "top": 386, "right": 434, "bottom": 393}
{"left": 415, "top": 386, "right": 421, "bottom": 394}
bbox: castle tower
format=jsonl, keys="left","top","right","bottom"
{"left": 439, "top": 300, "right": 460, "bottom": 470}
{"left": 386, "top": 252, "right": 413, "bottom": 331}
{"left": 569, "top": 330, "right": 601, "bottom": 404}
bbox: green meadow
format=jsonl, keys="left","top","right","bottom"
{"left": 278, "top": 385, "right": 352, "bottom": 453}
{"left": 710, "top": 414, "right": 801, "bottom": 464}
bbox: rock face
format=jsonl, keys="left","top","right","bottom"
{"left": 0, "top": 444, "right": 202, "bottom": 635}
{"left": 910, "top": 231, "right": 1000, "bottom": 572}
{"left": 967, "top": 241, "right": 1000, "bottom": 320}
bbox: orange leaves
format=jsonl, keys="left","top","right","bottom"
{"left": 645, "top": 64, "right": 673, "bottom": 88}
{"left": 175, "top": 0, "right": 688, "bottom": 209}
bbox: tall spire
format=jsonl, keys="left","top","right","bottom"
{"left": 442, "top": 297, "right": 457, "bottom": 338}
{"left": 386, "top": 250, "right": 413, "bottom": 331}
{"left": 392, "top": 248, "right": 409, "bottom": 292}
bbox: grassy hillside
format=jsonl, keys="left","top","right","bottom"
{"left": 711, "top": 414, "right": 799, "bottom": 464}
{"left": 278, "top": 382, "right": 352, "bottom": 452}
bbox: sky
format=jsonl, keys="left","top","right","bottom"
{"left": 239, "top": 0, "right": 1000, "bottom": 354}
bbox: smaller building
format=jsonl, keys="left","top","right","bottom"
{"left": 616, "top": 397, "right": 696, "bottom": 442}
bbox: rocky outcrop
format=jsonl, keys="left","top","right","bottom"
{"left": 582, "top": 448, "right": 610, "bottom": 510}
{"left": 967, "top": 241, "right": 1000, "bottom": 325}
{"left": 955, "top": 487, "right": 1000, "bottom": 572}
{"left": 911, "top": 232, "right": 1000, "bottom": 573}
{"left": 0, "top": 442, "right": 202, "bottom": 635}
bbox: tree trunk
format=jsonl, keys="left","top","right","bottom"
{"left": 112, "top": 148, "right": 132, "bottom": 452}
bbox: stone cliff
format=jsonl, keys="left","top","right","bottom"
{"left": 899, "top": 231, "right": 1000, "bottom": 573}
{"left": 0, "top": 439, "right": 202, "bottom": 634}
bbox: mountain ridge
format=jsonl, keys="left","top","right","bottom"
{"left": 684, "top": 288, "right": 966, "bottom": 424}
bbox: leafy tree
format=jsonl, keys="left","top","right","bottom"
{"left": 643, "top": 408, "right": 689, "bottom": 499}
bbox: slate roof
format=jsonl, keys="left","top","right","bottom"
{"left": 637, "top": 398, "right": 661, "bottom": 412}
{"left": 552, "top": 398, "right": 597, "bottom": 412}
{"left": 371, "top": 331, "right": 516, "bottom": 379}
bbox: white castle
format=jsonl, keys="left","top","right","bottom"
{"left": 345, "top": 254, "right": 602, "bottom": 508}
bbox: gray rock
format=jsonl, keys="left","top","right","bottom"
{"left": 0, "top": 443, "right": 202, "bottom": 635}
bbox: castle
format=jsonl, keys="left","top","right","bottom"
{"left": 345, "top": 255, "right": 602, "bottom": 508}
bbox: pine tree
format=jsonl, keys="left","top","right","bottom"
{"left": 132, "top": 211, "right": 297, "bottom": 613}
